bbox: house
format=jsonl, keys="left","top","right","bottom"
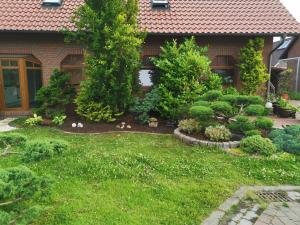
{"left": 272, "top": 37, "right": 300, "bottom": 93}
{"left": 1, "top": 0, "right": 300, "bottom": 116}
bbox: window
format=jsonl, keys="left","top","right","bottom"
{"left": 61, "top": 55, "right": 84, "bottom": 89}
{"left": 26, "top": 59, "right": 42, "bottom": 108}
{"left": 212, "top": 55, "right": 235, "bottom": 86}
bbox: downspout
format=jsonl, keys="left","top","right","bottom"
{"left": 267, "top": 35, "right": 286, "bottom": 99}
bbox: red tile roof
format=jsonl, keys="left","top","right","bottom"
{"left": 0, "top": 0, "right": 300, "bottom": 35}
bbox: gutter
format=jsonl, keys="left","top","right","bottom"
{"left": 267, "top": 35, "right": 286, "bottom": 98}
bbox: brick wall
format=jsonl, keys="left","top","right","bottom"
{"left": 0, "top": 32, "right": 83, "bottom": 86}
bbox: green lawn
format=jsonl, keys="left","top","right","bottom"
{"left": 1, "top": 125, "right": 300, "bottom": 225}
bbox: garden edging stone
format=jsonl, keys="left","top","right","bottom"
{"left": 174, "top": 128, "right": 240, "bottom": 149}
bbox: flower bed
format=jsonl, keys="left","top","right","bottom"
{"left": 174, "top": 128, "right": 241, "bottom": 149}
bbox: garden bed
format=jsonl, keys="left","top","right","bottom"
{"left": 59, "top": 114, "right": 174, "bottom": 134}
{"left": 174, "top": 128, "right": 241, "bottom": 149}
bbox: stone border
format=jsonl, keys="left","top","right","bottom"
{"left": 174, "top": 128, "right": 240, "bottom": 149}
{"left": 201, "top": 185, "right": 300, "bottom": 225}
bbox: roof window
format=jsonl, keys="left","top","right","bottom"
{"left": 42, "top": 0, "right": 63, "bottom": 7}
{"left": 152, "top": 0, "right": 169, "bottom": 9}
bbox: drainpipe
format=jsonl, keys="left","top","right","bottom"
{"left": 267, "top": 35, "right": 286, "bottom": 99}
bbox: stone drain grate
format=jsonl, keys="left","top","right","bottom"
{"left": 256, "top": 191, "right": 293, "bottom": 202}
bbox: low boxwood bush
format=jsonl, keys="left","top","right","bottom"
{"left": 200, "top": 90, "right": 222, "bottom": 101}
{"left": 0, "top": 133, "right": 27, "bottom": 148}
{"left": 228, "top": 116, "right": 255, "bottom": 134}
{"left": 211, "top": 101, "right": 234, "bottom": 117}
{"left": 269, "top": 125, "right": 300, "bottom": 155}
{"left": 193, "top": 101, "right": 210, "bottom": 107}
{"left": 178, "top": 119, "right": 201, "bottom": 134}
{"left": 245, "top": 130, "right": 262, "bottom": 137}
{"left": 255, "top": 117, "right": 274, "bottom": 131}
{"left": 244, "top": 104, "right": 266, "bottom": 116}
{"left": 22, "top": 139, "right": 69, "bottom": 162}
{"left": 241, "top": 135, "right": 277, "bottom": 156}
{"left": 205, "top": 125, "right": 232, "bottom": 142}
{"left": 189, "top": 106, "right": 214, "bottom": 121}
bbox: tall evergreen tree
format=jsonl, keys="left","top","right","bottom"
{"left": 65, "top": 0, "right": 145, "bottom": 121}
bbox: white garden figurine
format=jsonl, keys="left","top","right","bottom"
{"left": 72, "top": 123, "right": 77, "bottom": 128}
{"left": 77, "top": 123, "right": 84, "bottom": 128}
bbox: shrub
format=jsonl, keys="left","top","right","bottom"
{"left": 130, "top": 87, "right": 161, "bottom": 124}
{"left": 245, "top": 130, "right": 262, "bottom": 137}
{"left": 35, "top": 69, "right": 76, "bottom": 118}
{"left": 245, "top": 104, "right": 266, "bottom": 116}
{"left": 178, "top": 119, "right": 201, "bottom": 134}
{"left": 269, "top": 126, "right": 300, "bottom": 155}
{"left": 239, "top": 38, "right": 269, "bottom": 95}
{"left": 205, "top": 125, "right": 232, "bottom": 142}
{"left": 255, "top": 117, "right": 274, "bottom": 131}
{"left": 25, "top": 114, "right": 43, "bottom": 126}
{"left": 0, "top": 133, "right": 27, "bottom": 148}
{"left": 220, "top": 95, "right": 239, "bottom": 106}
{"left": 223, "top": 87, "right": 239, "bottom": 95}
{"left": 0, "top": 166, "right": 51, "bottom": 224}
{"left": 201, "top": 90, "right": 222, "bottom": 101}
{"left": 236, "top": 96, "right": 264, "bottom": 106}
{"left": 66, "top": 0, "right": 144, "bottom": 117}
{"left": 151, "top": 37, "right": 222, "bottom": 119}
{"left": 240, "top": 135, "right": 277, "bottom": 156}
{"left": 211, "top": 101, "right": 234, "bottom": 117}
{"left": 75, "top": 101, "right": 118, "bottom": 122}
{"left": 193, "top": 101, "right": 211, "bottom": 107}
{"left": 228, "top": 116, "right": 255, "bottom": 134}
{"left": 189, "top": 106, "right": 214, "bottom": 121}
{"left": 22, "top": 139, "right": 69, "bottom": 162}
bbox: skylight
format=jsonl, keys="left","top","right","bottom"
{"left": 278, "top": 39, "right": 292, "bottom": 50}
{"left": 42, "top": 0, "right": 63, "bottom": 7}
{"left": 152, "top": 0, "right": 169, "bottom": 8}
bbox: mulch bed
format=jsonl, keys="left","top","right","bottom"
{"left": 59, "top": 114, "right": 174, "bottom": 134}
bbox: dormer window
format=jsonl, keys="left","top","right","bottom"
{"left": 42, "top": 0, "right": 63, "bottom": 7}
{"left": 152, "top": 0, "right": 169, "bottom": 9}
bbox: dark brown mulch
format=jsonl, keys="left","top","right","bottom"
{"left": 59, "top": 114, "right": 175, "bottom": 134}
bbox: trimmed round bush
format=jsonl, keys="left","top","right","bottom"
{"left": 255, "top": 117, "right": 274, "bottom": 131}
{"left": 211, "top": 101, "right": 234, "bottom": 117}
{"left": 245, "top": 130, "right": 262, "bottom": 137}
{"left": 241, "top": 135, "right": 277, "bottom": 156}
{"left": 220, "top": 95, "right": 238, "bottom": 106}
{"left": 247, "top": 96, "right": 264, "bottom": 105}
{"left": 245, "top": 104, "right": 266, "bottom": 116}
{"left": 228, "top": 116, "right": 255, "bottom": 134}
{"left": 189, "top": 106, "right": 214, "bottom": 121}
{"left": 178, "top": 119, "right": 201, "bottom": 134}
{"left": 205, "top": 125, "right": 232, "bottom": 142}
{"left": 48, "top": 140, "right": 69, "bottom": 154}
{"left": 23, "top": 141, "right": 54, "bottom": 162}
{"left": 0, "top": 133, "right": 27, "bottom": 148}
{"left": 193, "top": 101, "right": 210, "bottom": 107}
{"left": 202, "top": 90, "right": 222, "bottom": 101}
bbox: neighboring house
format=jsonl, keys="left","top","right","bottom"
{"left": 0, "top": 0, "right": 300, "bottom": 116}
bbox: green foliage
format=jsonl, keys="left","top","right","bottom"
{"left": 277, "top": 98, "right": 297, "bottom": 111}
{"left": 244, "top": 104, "right": 266, "bottom": 116}
{"left": 278, "top": 69, "right": 292, "bottom": 95}
{"left": 0, "top": 166, "right": 51, "bottom": 224}
{"left": 239, "top": 38, "right": 269, "bottom": 95}
{"left": 241, "top": 135, "right": 277, "bottom": 156}
{"left": 178, "top": 119, "right": 201, "bottom": 134}
{"left": 245, "top": 130, "right": 262, "bottom": 137}
{"left": 189, "top": 106, "right": 214, "bottom": 121}
{"left": 130, "top": 88, "right": 161, "bottom": 124}
{"left": 22, "top": 140, "right": 69, "bottom": 162}
{"left": 236, "top": 96, "right": 264, "bottom": 106}
{"left": 288, "top": 92, "right": 300, "bottom": 100}
{"left": 75, "top": 101, "right": 118, "bottom": 122}
{"left": 200, "top": 90, "right": 222, "bottom": 101}
{"left": 52, "top": 115, "right": 67, "bottom": 126}
{"left": 193, "top": 101, "right": 211, "bottom": 107}
{"left": 35, "top": 69, "right": 76, "bottom": 118}
{"left": 0, "top": 133, "right": 27, "bottom": 148}
{"left": 223, "top": 87, "right": 239, "bottom": 95}
{"left": 152, "top": 37, "right": 222, "bottom": 119}
{"left": 210, "top": 101, "right": 234, "bottom": 117}
{"left": 25, "top": 114, "right": 43, "bottom": 126}
{"left": 66, "top": 0, "right": 144, "bottom": 118}
{"left": 220, "top": 95, "right": 239, "bottom": 106}
{"left": 228, "top": 116, "right": 255, "bottom": 134}
{"left": 269, "top": 126, "right": 300, "bottom": 155}
{"left": 255, "top": 117, "right": 274, "bottom": 131}
{"left": 205, "top": 125, "right": 232, "bottom": 142}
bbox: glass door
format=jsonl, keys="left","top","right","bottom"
{"left": 0, "top": 60, "right": 22, "bottom": 109}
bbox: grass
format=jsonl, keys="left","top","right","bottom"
{"left": 1, "top": 124, "right": 300, "bottom": 225}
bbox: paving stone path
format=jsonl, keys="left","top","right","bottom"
{"left": 0, "top": 118, "right": 17, "bottom": 132}
{"left": 255, "top": 202, "right": 300, "bottom": 225}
